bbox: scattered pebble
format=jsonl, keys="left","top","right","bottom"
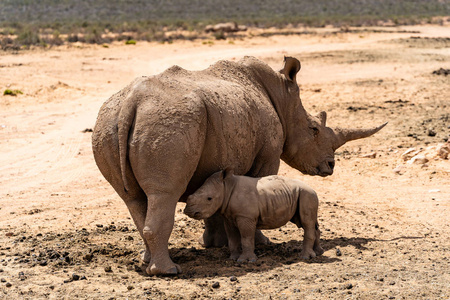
{"left": 427, "top": 129, "right": 436, "bottom": 137}
{"left": 104, "top": 266, "right": 112, "bottom": 273}
{"left": 5, "top": 282, "right": 12, "bottom": 288}
{"left": 361, "top": 152, "right": 376, "bottom": 158}
{"left": 345, "top": 283, "right": 353, "bottom": 289}
{"left": 393, "top": 165, "right": 405, "bottom": 175}
{"left": 212, "top": 282, "right": 220, "bottom": 288}
{"left": 230, "top": 276, "right": 237, "bottom": 282}
{"left": 127, "top": 285, "right": 134, "bottom": 290}
{"left": 72, "top": 274, "right": 80, "bottom": 281}
{"left": 336, "top": 248, "right": 342, "bottom": 256}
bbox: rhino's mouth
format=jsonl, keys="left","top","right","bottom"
{"left": 316, "top": 159, "right": 335, "bottom": 177}
{"left": 184, "top": 208, "right": 202, "bottom": 220}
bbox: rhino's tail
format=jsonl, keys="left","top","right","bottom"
{"left": 118, "top": 95, "right": 137, "bottom": 193}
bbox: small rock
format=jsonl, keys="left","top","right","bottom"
{"left": 230, "top": 276, "right": 238, "bottom": 282}
{"left": 83, "top": 254, "right": 93, "bottom": 262}
{"left": 212, "top": 282, "right": 220, "bottom": 288}
{"left": 427, "top": 129, "right": 436, "bottom": 137}
{"left": 428, "top": 189, "right": 440, "bottom": 193}
{"left": 293, "top": 288, "right": 301, "bottom": 293}
{"left": 401, "top": 148, "right": 418, "bottom": 161}
{"left": 5, "top": 282, "right": 12, "bottom": 287}
{"left": 5, "top": 232, "right": 14, "bottom": 237}
{"left": 104, "top": 266, "right": 112, "bottom": 273}
{"left": 63, "top": 278, "right": 73, "bottom": 283}
{"left": 72, "top": 274, "right": 80, "bottom": 281}
{"left": 336, "top": 248, "right": 342, "bottom": 256}
{"left": 407, "top": 154, "right": 428, "bottom": 165}
{"left": 127, "top": 285, "right": 134, "bottom": 290}
{"left": 345, "top": 283, "right": 353, "bottom": 289}
{"left": 0, "top": 278, "right": 6, "bottom": 283}
{"left": 39, "top": 260, "right": 48, "bottom": 266}
{"left": 393, "top": 165, "right": 405, "bottom": 175}
{"left": 80, "top": 275, "right": 87, "bottom": 280}
{"left": 389, "top": 281, "right": 396, "bottom": 285}
{"left": 361, "top": 152, "right": 376, "bottom": 159}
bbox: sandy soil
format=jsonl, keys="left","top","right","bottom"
{"left": 0, "top": 25, "right": 449, "bottom": 299}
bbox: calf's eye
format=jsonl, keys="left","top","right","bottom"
{"left": 207, "top": 197, "right": 213, "bottom": 201}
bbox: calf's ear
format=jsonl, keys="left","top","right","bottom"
{"left": 317, "top": 111, "right": 327, "bottom": 127}
{"left": 223, "top": 168, "right": 234, "bottom": 179}
{"left": 280, "top": 56, "right": 301, "bottom": 82}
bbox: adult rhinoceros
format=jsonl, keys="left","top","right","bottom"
{"left": 92, "top": 56, "right": 385, "bottom": 275}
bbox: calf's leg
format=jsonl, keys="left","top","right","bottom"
{"left": 236, "top": 217, "right": 257, "bottom": 263}
{"left": 299, "top": 190, "right": 321, "bottom": 259}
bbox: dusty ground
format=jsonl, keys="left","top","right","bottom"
{"left": 0, "top": 25, "right": 449, "bottom": 299}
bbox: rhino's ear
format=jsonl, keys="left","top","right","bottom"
{"left": 317, "top": 111, "right": 327, "bottom": 127}
{"left": 281, "top": 56, "right": 301, "bottom": 82}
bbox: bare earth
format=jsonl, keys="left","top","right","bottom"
{"left": 0, "top": 25, "right": 449, "bottom": 299}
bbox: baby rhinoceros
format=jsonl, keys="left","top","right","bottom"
{"left": 184, "top": 170, "right": 324, "bottom": 262}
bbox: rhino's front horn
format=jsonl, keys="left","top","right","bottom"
{"left": 334, "top": 122, "right": 388, "bottom": 149}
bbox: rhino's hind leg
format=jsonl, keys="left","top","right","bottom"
{"left": 298, "top": 190, "right": 321, "bottom": 260}
{"left": 141, "top": 193, "right": 182, "bottom": 275}
{"left": 313, "top": 224, "right": 324, "bottom": 256}
{"left": 122, "top": 195, "right": 151, "bottom": 264}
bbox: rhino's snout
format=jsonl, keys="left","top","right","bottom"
{"left": 318, "top": 158, "right": 335, "bottom": 177}
{"left": 183, "top": 205, "right": 202, "bottom": 220}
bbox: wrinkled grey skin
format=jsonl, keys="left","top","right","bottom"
{"left": 92, "top": 56, "right": 386, "bottom": 275}
{"left": 184, "top": 170, "right": 324, "bottom": 262}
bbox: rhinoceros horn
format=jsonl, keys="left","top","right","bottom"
{"left": 333, "top": 122, "right": 388, "bottom": 149}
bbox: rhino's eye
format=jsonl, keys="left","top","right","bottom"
{"left": 207, "top": 197, "right": 213, "bottom": 201}
{"left": 310, "top": 127, "right": 319, "bottom": 137}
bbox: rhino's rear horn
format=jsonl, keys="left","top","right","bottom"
{"left": 334, "top": 122, "right": 388, "bottom": 149}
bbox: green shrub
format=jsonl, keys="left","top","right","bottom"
{"left": 125, "top": 39, "right": 136, "bottom": 45}
{"left": 4, "top": 89, "right": 23, "bottom": 96}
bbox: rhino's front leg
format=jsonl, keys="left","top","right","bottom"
{"left": 143, "top": 193, "right": 181, "bottom": 275}
{"left": 199, "top": 213, "right": 229, "bottom": 247}
{"left": 200, "top": 213, "right": 269, "bottom": 247}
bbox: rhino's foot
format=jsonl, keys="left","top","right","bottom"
{"left": 237, "top": 253, "right": 257, "bottom": 263}
{"left": 314, "top": 245, "right": 324, "bottom": 257}
{"left": 146, "top": 260, "right": 182, "bottom": 276}
{"left": 300, "top": 248, "right": 317, "bottom": 260}
{"left": 140, "top": 249, "right": 151, "bottom": 264}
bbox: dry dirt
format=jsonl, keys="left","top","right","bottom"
{"left": 0, "top": 25, "right": 449, "bottom": 299}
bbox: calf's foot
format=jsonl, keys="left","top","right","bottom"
{"left": 314, "top": 245, "right": 324, "bottom": 256}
